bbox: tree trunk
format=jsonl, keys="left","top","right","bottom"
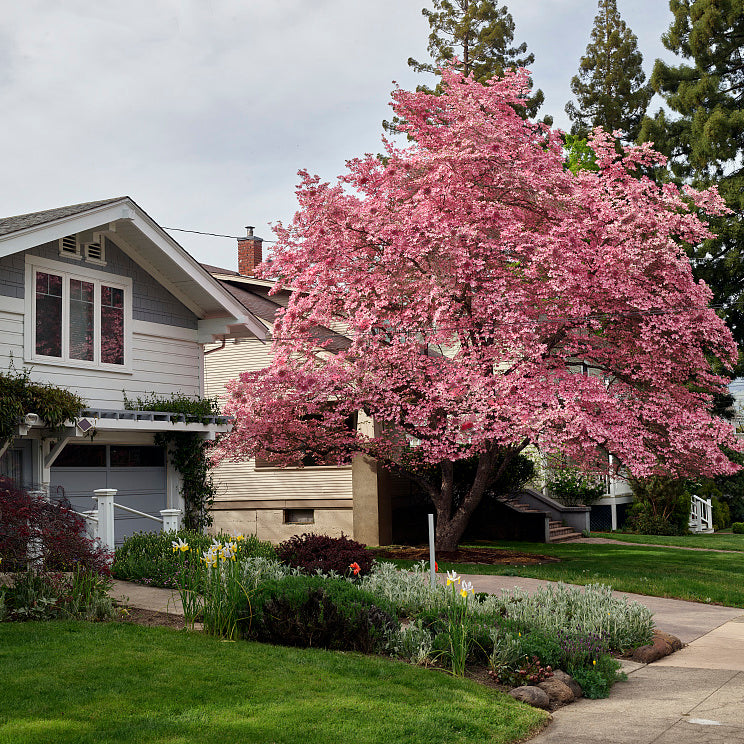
{"left": 432, "top": 442, "right": 528, "bottom": 551}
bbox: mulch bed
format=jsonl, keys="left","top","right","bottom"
{"left": 370, "top": 546, "right": 561, "bottom": 566}
{"left": 114, "top": 606, "right": 186, "bottom": 630}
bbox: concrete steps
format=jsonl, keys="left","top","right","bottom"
{"left": 549, "top": 520, "right": 582, "bottom": 543}
{"left": 498, "top": 494, "right": 583, "bottom": 542}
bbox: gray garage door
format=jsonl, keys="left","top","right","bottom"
{"left": 51, "top": 443, "right": 167, "bottom": 545}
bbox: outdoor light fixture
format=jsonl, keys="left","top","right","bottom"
{"left": 76, "top": 418, "right": 94, "bottom": 433}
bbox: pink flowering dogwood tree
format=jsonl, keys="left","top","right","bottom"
{"left": 216, "top": 67, "right": 740, "bottom": 550}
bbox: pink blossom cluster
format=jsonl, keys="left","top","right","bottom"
{"left": 216, "top": 67, "right": 740, "bottom": 480}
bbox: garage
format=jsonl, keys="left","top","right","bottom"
{"left": 50, "top": 443, "right": 167, "bottom": 545}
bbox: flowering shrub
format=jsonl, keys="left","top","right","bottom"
{"left": 277, "top": 533, "right": 373, "bottom": 577}
{"left": 0, "top": 477, "right": 111, "bottom": 574}
{"left": 547, "top": 467, "right": 606, "bottom": 506}
{"left": 555, "top": 628, "right": 612, "bottom": 670}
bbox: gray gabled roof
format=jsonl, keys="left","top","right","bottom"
{"left": 202, "top": 265, "right": 351, "bottom": 352}
{"left": 0, "top": 198, "right": 126, "bottom": 237}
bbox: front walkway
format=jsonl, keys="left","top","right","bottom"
{"left": 459, "top": 574, "right": 744, "bottom": 744}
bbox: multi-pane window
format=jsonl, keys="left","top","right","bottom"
{"left": 30, "top": 261, "right": 128, "bottom": 368}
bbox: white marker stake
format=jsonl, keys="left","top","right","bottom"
{"left": 428, "top": 513, "right": 436, "bottom": 588}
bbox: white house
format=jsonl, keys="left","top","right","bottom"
{"left": 0, "top": 197, "right": 266, "bottom": 543}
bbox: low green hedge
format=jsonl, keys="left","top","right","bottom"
{"left": 241, "top": 575, "right": 398, "bottom": 654}
{"left": 732, "top": 522, "right": 744, "bottom": 534}
{"left": 112, "top": 529, "right": 276, "bottom": 587}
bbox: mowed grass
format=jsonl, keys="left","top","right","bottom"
{"left": 382, "top": 540, "right": 744, "bottom": 607}
{"left": 591, "top": 531, "right": 744, "bottom": 551}
{"left": 0, "top": 621, "right": 547, "bottom": 744}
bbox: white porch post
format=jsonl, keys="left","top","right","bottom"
{"left": 93, "top": 488, "right": 117, "bottom": 552}
{"left": 160, "top": 508, "right": 182, "bottom": 533}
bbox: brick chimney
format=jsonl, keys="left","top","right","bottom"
{"left": 237, "top": 225, "right": 263, "bottom": 276}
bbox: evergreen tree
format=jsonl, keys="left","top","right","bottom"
{"left": 640, "top": 0, "right": 744, "bottom": 346}
{"left": 401, "top": 0, "right": 545, "bottom": 119}
{"left": 565, "top": 0, "right": 652, "bottom": 142}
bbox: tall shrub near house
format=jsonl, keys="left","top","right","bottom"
{"left": 0, "top": 477, "right": 111, "bottom": 574}
{"left": 216, "top": 66, "right": 740, "bottom": 550}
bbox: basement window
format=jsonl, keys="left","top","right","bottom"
{"left": 284, "top": 509, "right": 314, "bottom": 525}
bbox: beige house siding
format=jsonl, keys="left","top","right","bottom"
{"left": 205, "top": 338, "right": 354, "bottom": 541}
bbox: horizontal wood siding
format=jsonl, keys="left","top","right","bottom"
{"left": 204, "top": 338, "right": 273, "bottom": 403}
{"left": 205, "top": 341, "right": 353, "bottom": 506}
{"left": 213, "top": 459, "right": 353, "bottom": 503}
{"left": 0, "top": 305, "right": 24, "bottom": 366}
{"left": 0, "top": 303, "right": 203, "bottom": 408}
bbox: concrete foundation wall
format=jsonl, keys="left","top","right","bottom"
{"left": 211, "top": 507, "right": 354, "bottom": 543}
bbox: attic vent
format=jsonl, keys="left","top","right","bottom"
{"left": 59, "top": 235, "right": 81, "bottom": 259}
{"left": 84, "top": 240, "right": 105, "bottom": 265}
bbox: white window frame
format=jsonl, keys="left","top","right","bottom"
{"left": 24, "top": 255, "right": 133, "bottom": 373}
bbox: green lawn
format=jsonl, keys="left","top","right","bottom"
{"left": 383, "top": 540, "right": 744, "bottom": 607}
{"left": 0, "top": 621, "right": 547, "bottom": 744}
{"left": 591, "top": 531, "right": 744, "bottom": 551}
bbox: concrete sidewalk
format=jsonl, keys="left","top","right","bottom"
{"left": 110, "top": 575, "right": 744, "bottom": 743}
{"left": 110, "top": 580, "right": 184, "bottom": 616}
{"left": 457, "top": 574, "right": 744, "bottom": 743}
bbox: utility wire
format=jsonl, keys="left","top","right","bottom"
{"left": 163, "top": 226, "right": 278, "bottom": 243}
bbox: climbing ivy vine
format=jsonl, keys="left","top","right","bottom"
{"left": 123, "top": 392, "right": 222, "bottom": 531}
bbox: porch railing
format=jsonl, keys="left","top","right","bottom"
{"left": 77, "top": 488, "right": 182, "bottom": 552}
{"left": 689, "top": 494, "right": 713, "bottom": 534}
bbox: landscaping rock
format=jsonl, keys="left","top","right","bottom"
{"left": 509, "top": 685, "right": 551, "bottom": 710}
{"left": 538, "top": 677, "right": 575, "bottom": 706}
{"left": 630, "top": 630, "right": 684, "bottom": 663}
{"left": 552, "top": 669, "right": 582, "bottom": 699}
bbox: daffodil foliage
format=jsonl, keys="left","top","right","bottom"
{"left": 217, "top": 67, "right": 740, "bottom": 550}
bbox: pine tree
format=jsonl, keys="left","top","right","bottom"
{"left": 640, "top": 0, "right": 744, "bottom": 346}
{"left": 565, "top": 0, "right": 652, "bottom": 142}
{"left": 405, "top": 0, "right": 545, "bottom": 118}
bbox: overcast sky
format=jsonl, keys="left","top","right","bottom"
{"left": 2, "top": 0, "right": 677, "bottom": 270}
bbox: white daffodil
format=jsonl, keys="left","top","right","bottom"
{"left": 220, "top": 542, "right": 237, "bottom": 562}
{"left": 202, "top": 546, "right": 219, "bottom": 568}
{"left": 460, "top": 580, "right": 474, "bottom": 597}
{"left": 171, "top": 537, "right": 189, "bottom": 553}
{"left": 446, "top": 570, "right": 460, "bottom": 586}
